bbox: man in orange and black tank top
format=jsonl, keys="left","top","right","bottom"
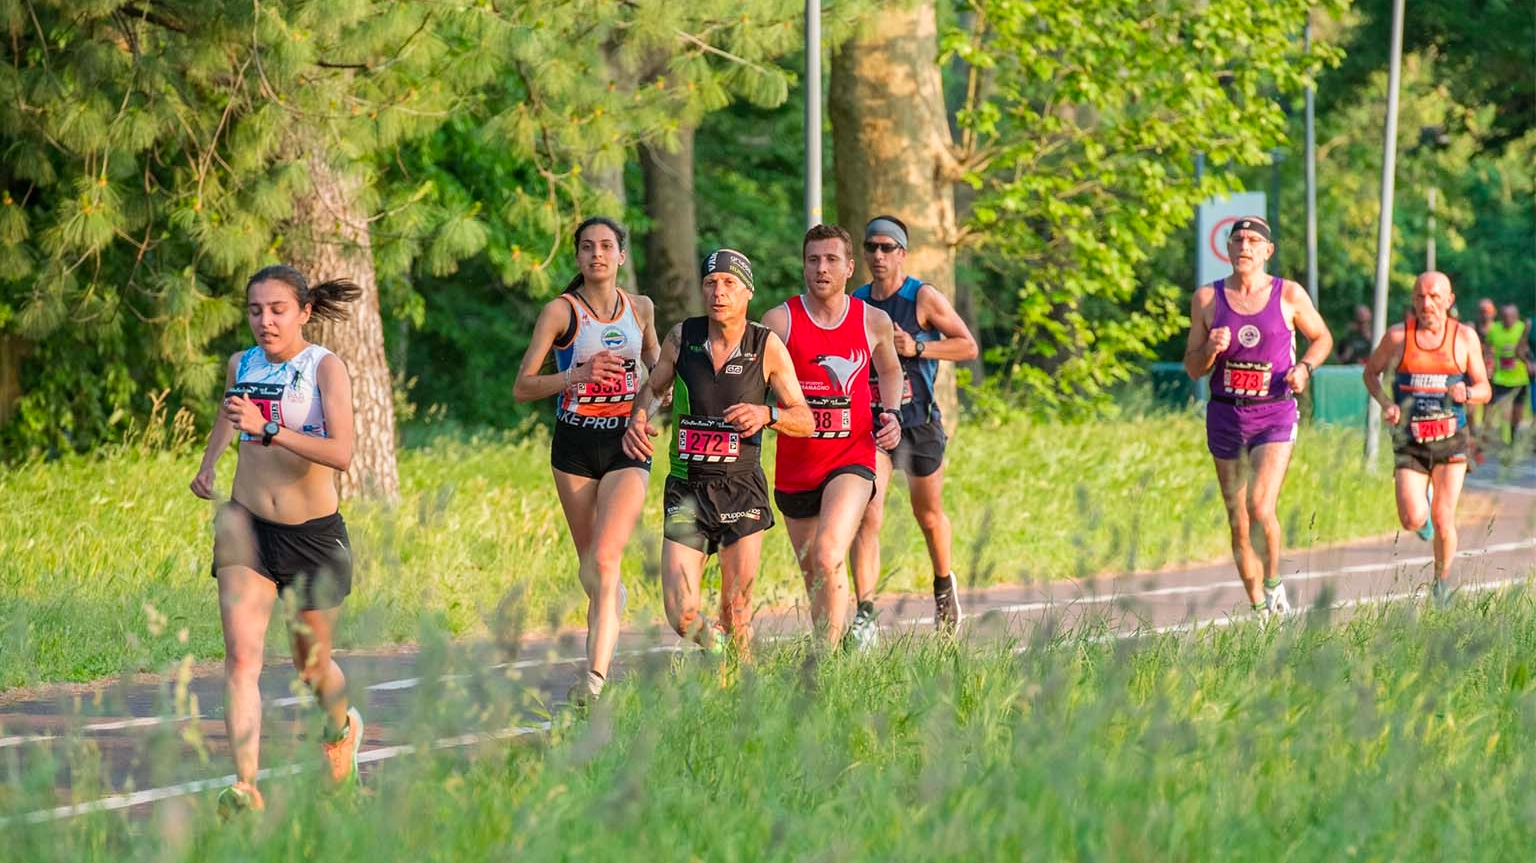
{"left": 763, "top": 224, "right": 903, "bottom": 648}
{"left": 1363, "top": 272, "right": 1492, "bottom": 605}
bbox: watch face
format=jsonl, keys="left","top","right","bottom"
{"left": 263, "top": 421, "right": 280, "bottom": 436}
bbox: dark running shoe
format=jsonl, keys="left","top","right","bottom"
{"left": 934, "top": 575, "right": 962, "bottom": 635}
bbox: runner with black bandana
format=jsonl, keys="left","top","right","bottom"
{"left": 624, "top": 249, "right": 812, "bottom": 656}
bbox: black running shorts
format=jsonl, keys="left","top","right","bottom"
{"left": 773, "top": 464, "right": 877, "bottom": 520}
{"left": 1491, "top": 383, "right": 1529, "bottom": 405}
{"left": 1393, "top": 428, "right": 1471, "bottom": 475}
{"left": 888, "top": 418, "right": 947, "bottom": 478}
{"left": 211, "top": 504, "right": 353, "bottom": 610}
{"left": 663, "top": 471, "right": 774, "bottom": 555}
{"left": 551, "top": 422, "right": 650, "bottom": 479}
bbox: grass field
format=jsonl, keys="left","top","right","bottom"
{"left": 4, "top": 586, "right": 1534, "bottom": 861}
{"left": 0, "top": 412, "right": 1405, "bottom": 688}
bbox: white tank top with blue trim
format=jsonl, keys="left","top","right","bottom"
{"left": 228, "top": 344, "right": 333, "bottom": 441}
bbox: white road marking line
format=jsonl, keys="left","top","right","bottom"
{"left": 81, "top": 716, "right": 199, "bottom": 732}
{"left": 0, "top": 734, "right": 56, "bottom": 749}
{"left": 901, "top": 537, "right": 1536, "bottom": 625}
{"left": 5, "top": 722, "right": 552, "bottom": 825}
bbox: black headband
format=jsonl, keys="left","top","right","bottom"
{"left": 1228, "top": 218, "right": 1272, "bottom": 243}
{"left": 701, "top": 248, "right": 755, "bottom": 292}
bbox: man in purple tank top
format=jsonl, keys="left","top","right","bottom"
{"left": 1183, "top": 217, "right": 1333, "bottom": 617}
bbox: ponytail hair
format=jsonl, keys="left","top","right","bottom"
{"left": 246, "top": 264, "right": 362, "bottom": 322}
{"left": 564, "top": 216, "right": 628, "bottom": 293}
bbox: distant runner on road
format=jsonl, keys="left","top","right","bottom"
{"left": 1183, "top": 217, "right": 1333, "bottom": 617}
{"left": 513, "top": 217, "right": 659, "bottom": 706}
{"left": 624, "top": 249, "right": 812, "bottom": 658}
{"left": 189, "top": 265, "right": 366, "bottom": 817}
{"left": 763, "top": 224, "right": 903, "bottom": 648}
{"left": 849, "top": 215, "right": 978, "bottom": 642}
{"left": 1363, "top": 272, "right": 1491, "bottom": 604}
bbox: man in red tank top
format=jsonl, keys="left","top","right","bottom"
{"left": 1363, "top": 272, "right": 1491, "bottom": 605}
{"left": 764, "top": 224, "right": 904, "bottom": 647}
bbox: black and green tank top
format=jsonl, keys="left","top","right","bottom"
{"left": 669, "top": 317, "right": 771, "bottom": 480}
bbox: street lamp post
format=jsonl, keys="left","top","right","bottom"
{"left": 804, "top": 1, "right": 822, "bottom": 230}
{"left": 1365, "top": 0, "right": 1406, "bottom": 467}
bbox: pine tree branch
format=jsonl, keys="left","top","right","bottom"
{"left": 124, "top": 2, "right": 189, "bottom": 34}
{"left": 673, "top": 27, "right": 774, "bottom": 77}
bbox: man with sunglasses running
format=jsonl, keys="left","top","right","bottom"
{"left": 848, "top": 216, "right": 978, "bottom": 647}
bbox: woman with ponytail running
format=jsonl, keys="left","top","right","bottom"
{"left": 514, "top": 217, "right": 660, "bottom": 704}
{"left": 190, "top": 265, "right": 366, "bottom": 816}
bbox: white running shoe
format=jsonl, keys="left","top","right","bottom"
{"left": 1264, "top": 581, "right": 1293, "bottom": 615}
{"left": 844, "top": 607, "right": 880, "bottom": 653}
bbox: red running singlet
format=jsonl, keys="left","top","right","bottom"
{"left": 775, "top": 295, "right": 876, "bottom": 493}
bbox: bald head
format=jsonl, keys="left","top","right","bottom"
{"left": 1415, "top": 271, "right": 1451, "bottom": 295}
{"left": 1410, "top": 271, "right": 1455, "bottom": 327}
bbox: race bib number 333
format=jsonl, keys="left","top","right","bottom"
{"left": 574, "top": 359, "right": 638, "bottom": 403}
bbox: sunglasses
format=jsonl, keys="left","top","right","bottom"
{"left": 863, "top": 241, "right": 901, "bottom": 254}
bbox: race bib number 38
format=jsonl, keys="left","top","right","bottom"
{"left": 677, "top": 416, "right": 740, "bottom": 463}
{"left": 1221, "top": 360, "right": 1272, "bottom": 398}
{"left": 808, "top": 396, "right": 853, "bottom": 439}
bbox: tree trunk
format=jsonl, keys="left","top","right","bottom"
{"left": 0, "top": 335, "right": 24, "bottom": 428}
{"left": 585, "top": 159, "right": 637, "bottom": 292}
{"left": 289, "top": 149, "right": 400, "bottom": 500}
{"left": 641, "top": 126, "right": 702, "bottom": 330}
{"left": 829, "top": 0, "right": 962, "bottom": 432}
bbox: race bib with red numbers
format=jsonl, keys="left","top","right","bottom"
{"left": 1221, "top": 360, "right": 1272, "bottom": 398}
{"left": 226, "top": 382, "right": 284, "bottom": 427}
{"left": 676, "top": 415, "right": 740, "bottom": 463}
{"left": 1409, "top": 410, "right": 1458, "bottom": 443}
{"left": 808, "top": 396, "right": 853, "bottom": 439}
{"left": 574, "top": 359, "right": 638, "bottom": 404}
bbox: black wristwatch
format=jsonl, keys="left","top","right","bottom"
{"left": 260, "top": 420, "right": 280, "bottom": 447}
{"left": 766, "top": 404, "right": 781, "bottom": 428}
{"left": 914, "top": 340, "right": 926, "bottom": 358}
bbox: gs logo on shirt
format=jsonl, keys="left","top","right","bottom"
{"left": 1237, "top": 325, "right": 1262, "bottom": 348}
{"left": 601, "top": 327, "right": 627, "bottom": 350}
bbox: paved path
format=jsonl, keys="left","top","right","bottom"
{"left": 3, "top": 457, "right": 1533, "bottom": 824}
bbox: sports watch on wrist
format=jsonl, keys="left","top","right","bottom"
{"left": 261, "top": 420, "right": 280, "bottom": 447}
{"left": 914, "top": 340, "right": 926, "bottom": 357}
{"left": 767, "top": 404, "right": 781, "bottom": 428}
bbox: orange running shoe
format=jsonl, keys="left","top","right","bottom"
{"left": 321, "top": 707, "right": 364, "bottom": 786}
{"left": 217, "top": 781, "right": 265, "bottom": 820}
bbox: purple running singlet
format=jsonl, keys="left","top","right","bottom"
{"left": 1205, "top": 277, "right": 1299, "bottom": 460}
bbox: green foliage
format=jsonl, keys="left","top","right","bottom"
{"left": 0, "top": 1, "right": 822, "bottom": 456}
{"left": 946, "top": 0, "right": 1347, "bottom": 415}
{"left": 1268, "top": 51, "right": 1535, "bottom": 325}
{"left": 1328, "top": 0, "right": 1536, "bottom": 148}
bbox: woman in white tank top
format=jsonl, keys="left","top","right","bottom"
{"left": 514, "top": 217, "right": 660, "bottom": 706}
{"left": 188, "top": 265, "right": 365, "bottom": 815}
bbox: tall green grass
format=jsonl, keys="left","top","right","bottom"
{"left": 0, "top": 413, "right": 1401, "bottom": 687}
{"left": 6, "top": 588, "right": 1534, "bottom": 861}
